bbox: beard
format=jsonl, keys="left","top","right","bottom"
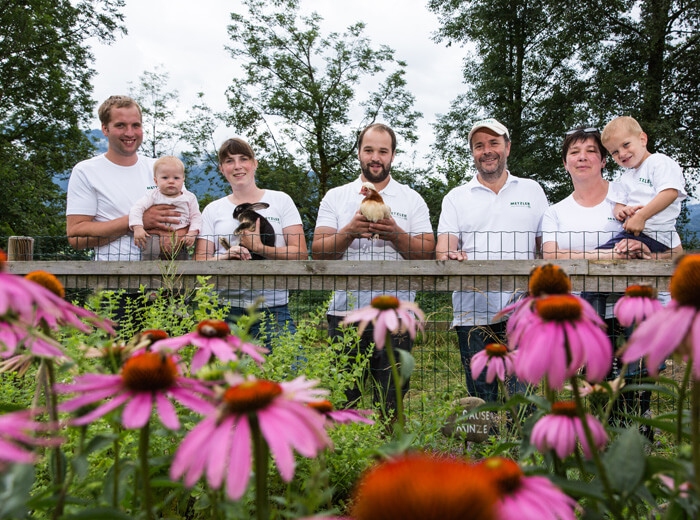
{"left": 475, "top": 153, "right": 507, "bottom": 181}
{"left": 361, "top": 160, "right": 391, "bottom": 184}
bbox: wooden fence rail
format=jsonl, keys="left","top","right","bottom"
{"left": 6, "top": 259, "right": 675, "bottom": 293}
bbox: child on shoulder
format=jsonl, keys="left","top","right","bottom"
{"left": 599, "top": 116, "right": 686, "bottom": 254}
{"left": 129, "top": 156, "right": 202, "bottom": 260}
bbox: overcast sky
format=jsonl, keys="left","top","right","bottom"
{"left": 89, "top": 0, "right": 467, "bottom": 164}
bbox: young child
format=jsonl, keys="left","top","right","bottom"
{"left": 599, "top": 116, "right": 686, "bottom": 253}
{"left": 129, "top": 156, "right": 202, "bottom": 260}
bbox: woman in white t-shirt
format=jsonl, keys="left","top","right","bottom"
{"left": 194, "top": 138, "right": 307, "bottom": 346}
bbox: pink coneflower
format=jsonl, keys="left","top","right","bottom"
{"left": 477, "top": 457, "right": 577, "bottom": 520}
{"left": 530, "top": 401, "right": 608, "bottom": 459}
{"left": 0, "top": 410, "right": 63, "bottom": 466}
{"left": 511, "top": 295, "right": 612, "bottom": 389}
{"left": 471, "top": 343, "right": 517, "bottom": 384}
{"left": 342, "top": 295, "right": 425, "bottom": 349}
{"left": 350, "top": 453, "right": 498, "bottom": 520}
{"left": 614, "top": 285, "right": 662, "bottom": 327}
{"left": 621, "top": 255, "right": 700, "bottom": 378}
{"left": 152, "top": 320, "right": 267, "bottom": 373}
{"left": 0, "top": 321, "right": 66, "bottom": 359}
{"left": 0, "top": 258, "right": 113, "bottom": 335}
{"left": 170, "top": 375, "right": 332, "bottom": 500}
{"left": 56, "top": 352, "right": 214, "bottom": 429}
{"left": 307, "top": 400, "right": 374, "bottom": 425}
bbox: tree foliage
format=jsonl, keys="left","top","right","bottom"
{"left": 130, "top": 66, "right": 180, "bottom": 158}
{"left": 0, "top": 0, "right": 125, "bottom": 238}
{"left": 428, "top": 0, "right": 699, "bottom": 209}
{"left": 223, "top": 0, "right": 421, "bottom": 226}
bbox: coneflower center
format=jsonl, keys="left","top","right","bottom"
{"left": 122, "top": 352, "right": 178, "bottom": 392}
{"left": 529, "top": 264, "right": 571, "bottom": 297}
{"left": 0, "top": 250, "right": 6, "bottom": 270}
{"left": 624, "top": 285, "right": 655, "bottom": 298}
{"left": 535, "top": 295, "right": 582, "bottom": 321}
{"left": 223, "top": 380, "right": 282, "bottom": 414}
{"left": 485, "top": 344, "right": 508, "bottom": 357}
{"left": 670, "top": 255, "right": 700, "bottom": 308}
{"left": 480, "top": 457, "right": 522, "bottom": 495}
{"left": 25, "top": 270, "right": 65, "bottom": 299}
{"left": 197, "top": 319, "right": 230, "bottom": 338}
{"left": 371, "top": 295, "right": 400, "bottom": 310}
{"left": 308, "top": 400, "right": 334, "bottom": 414}
{"left": 551, "top": 400, "right": 578, "bottom": 417}
{"left": 141, "top": 329, "right": 169, "bottom": 343}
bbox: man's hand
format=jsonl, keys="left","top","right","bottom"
{"left": 614, "top": 238, "right": 652, "bottom": 259}
{"left": 367, "top": 216, "right": 401, "bottom": 243}
{"left": 143, "top": 204, "right": 180, "bottom": 232}
{"left": 342, "top": 211, "right": 373, "bottom": 240}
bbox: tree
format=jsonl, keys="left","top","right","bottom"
{"left": 428, "top": 0, "right": 612, "bottom": 203}
{"left": 223, "top": 0, "right": 421, "bottom": 221}
{"left": 130, "top": 66, "right": 180, "bottom": 158}
{"left": 0, "top": 0, "right": 125, "bottom": 241}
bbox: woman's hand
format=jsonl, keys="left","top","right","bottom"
{"left": 222, "top": 245, "right": 252, "bottom": 260}
{"left": 238, "top": 218, "right": 265, "bottom": 256}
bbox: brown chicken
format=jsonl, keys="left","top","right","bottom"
{"left": 359, "top": 182, "right": 391, "bottom": 240}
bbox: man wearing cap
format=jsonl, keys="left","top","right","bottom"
{"left": 436, "top": 118, "right": 548, "bottom": 402}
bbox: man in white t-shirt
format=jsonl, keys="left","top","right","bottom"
{"left": 312, "top": 123, "right": 435, "bottom": 411}
{"left": 437, "top": 118, "right": 548, "bottom": 402}
{"left": 66, "top": 95, "right": 180, "bottom": 261}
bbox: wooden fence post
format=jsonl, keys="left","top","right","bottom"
{"left": 7, "top": 236, "right": 34, "bottom": 261}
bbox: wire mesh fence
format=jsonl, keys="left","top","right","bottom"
{"left": 5, "top": 231, "right": 682, "bottom": 416}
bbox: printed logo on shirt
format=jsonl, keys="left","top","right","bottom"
{"left": 391, "top": 211, "right": 408, "bottom": 221}
{"left": 266, "top": 216, "right": 281, "bottom": 225}
{"left": 608, "top": 217, "right": 618, "bottom": 223}
{"left": 147, "top": 185, "right": 157, "bottom": 190}
{"left": 510, "top": 201, "right": 531, "bottom": 208}
{"left": 638, "top": 177, "right": 652, "bottom": 186}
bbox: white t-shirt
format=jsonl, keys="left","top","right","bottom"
{"left": 609, "top": 153, "right": 687, "bottom": 248}
{"left": 315, "top": 176, "right": 433, "bottom": 315}
{"left": 541, "top": 184, "right": 623, "bottom": 251}
{"left": 438, "top": 172, "right": 548, "bottom": 326}
{"left": 66, "top": 154, "right": 157, "bottom": 261}
{"left": 199, "top": 190, "right": 302, "bottom": 308}
{"left": 542, "top": 183, "right": 624, "bottom": 319}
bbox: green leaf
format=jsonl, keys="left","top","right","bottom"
{"left": 602, "top": 428, "right": 646, "bottom": 494}
{"left": 62, "top": 507, "right": 133, "bottom": 519}
{"left": 0, "top": 464, "right": 35, "bottom": 519}
{"left": 396, "top": 348, "right": 415, "bottom": 383}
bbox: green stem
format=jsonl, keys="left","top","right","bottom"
{"left": 602, "top": 363, "right": 628, "bottom": 425}
{"left": 52, "top": 425, "right": 86, "bottom": 520}
{"left": 677, "top": 360, "right": 692, "bottom": 445}
{"left": 571, "top": 376, "right": 621, "bottom": 517}
{"left": 113, "top": 426, "right": 121, "bottom": 508}
{"left": 384, "top": 332, "right": 404, "bottom": 430}
{"left": 251, "top": 416, "right": 269, "bottom": 520}
{"left": 691, "top": 379, "right": 700, "bottom": 495}
{"left": 139, "top": 422, "right": 154, "bottom": 520}
{"left": 44, "top": 360, "right": 63, "bottom": 488}
{"left": 497, "top": 379, "right": 523, "bottom": 439}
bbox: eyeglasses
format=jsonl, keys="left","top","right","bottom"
{"left": 565, "top": 127, "right": 599, "bottom": 136}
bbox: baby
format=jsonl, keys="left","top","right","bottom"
{"left": 599, "top": 116, "right": 686, "bottom": 254}
{"left": 129, "top": 156, "right": 202, "bottom": 259}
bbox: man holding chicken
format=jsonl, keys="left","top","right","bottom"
{"left": 437, "top": 118, "right": 548, "bottom": 402}
{"left": 312, "top": 123, "right": 435, "bottom": 413}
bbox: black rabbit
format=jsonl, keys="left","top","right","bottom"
{"left": 231, "top": 202, "right": 275, "bottom": 260}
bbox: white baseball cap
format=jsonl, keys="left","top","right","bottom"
{"left": 468, "top": 118, "right": 510, "bottom": 144}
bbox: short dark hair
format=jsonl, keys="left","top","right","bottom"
{"left": 357, "top": 123, "right": 396, "bottom": 153}
{"left": 218, "top": 138, "right": 256, "bottom": 164}
{"left": 98, "top": 96, "right": 142, "bottom": 126}
{"left": 561, "top": 128, "right": 607, "bottom": 162}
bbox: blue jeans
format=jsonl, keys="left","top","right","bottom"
{"left": 456, "top": 322, "right": 526, "bottom": 403}
{"left": 226, "top": 304, "right": 296, "bottom": 351}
